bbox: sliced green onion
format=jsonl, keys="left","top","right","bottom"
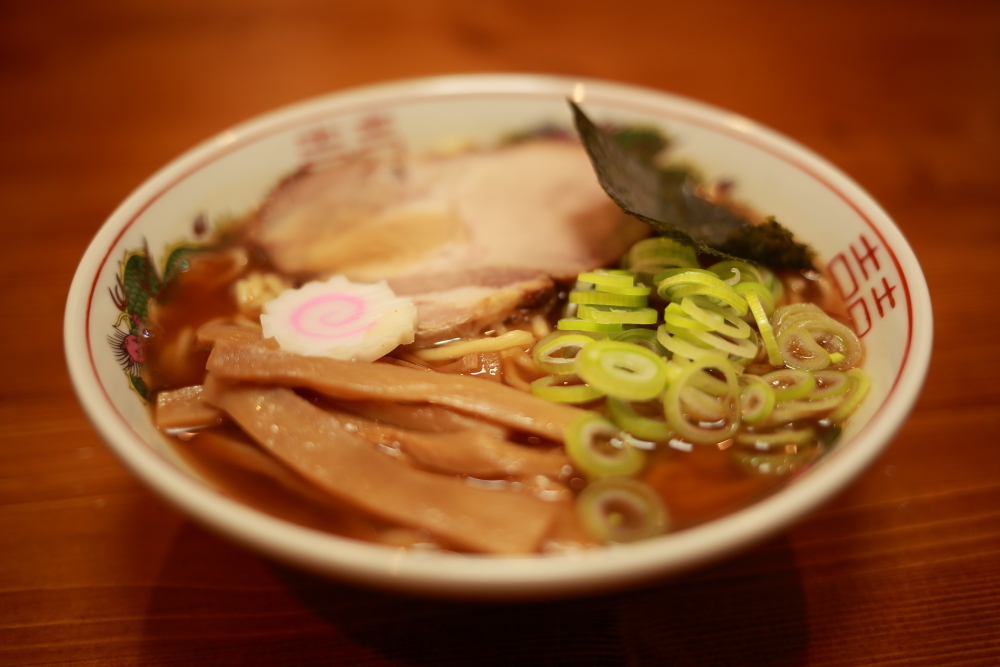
{"left": 672, "top": 298, "right": 724, "bottom": 329}
{"left": 732, "top": 330, "right": 759, "bottom": 367}
{"left": 577, "top": 269, "right": 636, "bottom": 288}
{"left": 612, "top": 328, "right": 668, "bottom": 357}
{"left": 575, "top": 340, "right": 670, "bottom": 401}
{"left": 530, "top": 374, "right": 605, "bottom": 404}
{"left": 763, "top": 368, "right": 816, "bottom": 401}
{"left": 657, "top": 324, "right": 718, "bottom": 361}
{"left": 733, "top": 447, "right": 817, "bottom": 476}
{"left": 767, "top": 396, "right": 845, "bottom": 424}
{"left": 680, "top": 298, "right": 748, "bottom": 336}
{"left": 734, "top": 281, "right": 775, "bottom": 317}
{"left": 557, "top": 317, "right": 623, "bottom": 334}
{"left": 664, "top": 303, "right": 715, "bottom": 331}
{"left": 628, "top": 262, "right": 664, "bottom": 277}
{"left": 532, "top": 331, "right": 603, "bottom": 375}
{"left": 667, "top": 284, "right": 748, "bottom": 316}
{"left": 684, "top": 367, "right": 730, "bottom": 396}
{"left": 808, "top": 370, "right": 852, "bottom": 400}
{"left": 708, "top": 260, "right": 763, "bottom": 285}
{"left": 626, "top": 237, "right": 698, "bottom": 270}
{"left": 777, "top": 326, "right": 832, "bottom": 370}
{"left": 772, "top": 303, "right": 828, "bottom": 330}
{"left": 661, "top": 320, "right": 757, "bottom": 360}
{"left": 596, "top": 282, "right": 652, "bottom": 296}
{"left": 607, "top": 396, "right": 673, "bottom": 442}
{"left": 659, "top": 321, "right": 712, "bottom": 343}
{"left": 826, "top": 368, "right": 871, "bottom": 422}
{"left": 663, "top": 353, "right": 741, "bottom": 444}
{"left": 576, "top": 477, "right": 669, "bottom": 543}
{"left": 652, "top": 267, "right": 718, "bottom": 286}
{"left": 565, "top": 413, "right": 645, "bottom": 478}
{"left": 772, "top": 304, "right": 863, "bottom": 370}
{"left": 569, "top": 290, "right": 648, "bottom": 308}
{"left": 801, "top": 394, "right": 849, "bottom": 412}
{"left": 577, "top": 304, "right": 659, "bottom": 325}
{"left": 685, "top": 327, "right": 758, "bottom": 359}
{"left": 736, "top": 427, "right": 815, "bottom": 449}
{"left": 757, "top": 266, "right": 784, "bottom": 303}
{"left": 663, "top": 356, "right": 727, "bottom": 396}
{"left": 657, "top": 270, "right": 731, "bottom": 291}
{"left": 740, "top": 376, "right": 776, "bottom": 424}
{"left": 656, "top": 280, "right": 747, "bottom": 317}
{"left": 680, "top": 385, "right": 730, "bottom": 422}
{"left": 747, "top": 291, "right": 782, "bottom": 366}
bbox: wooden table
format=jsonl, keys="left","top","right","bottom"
{"left": 2, "top": 1, "right": 997, "bottom": 664}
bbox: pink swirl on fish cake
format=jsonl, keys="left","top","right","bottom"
{"left": 289, "top": 293, "right": 373, "bottom": 339}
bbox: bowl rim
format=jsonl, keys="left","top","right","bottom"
{"left": 64, "top": 73, "right": 933, "bottom": 598}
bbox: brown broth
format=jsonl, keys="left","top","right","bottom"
{"left": 144, "top": 234, "right": 856, "bottom": 552}
{"left": 145, "top": 241, "right": 273, "bottom": 393}
{"left": 642, "top": 445, "right": 781, "bottom": 530}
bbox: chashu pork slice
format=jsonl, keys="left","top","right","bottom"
{"left": 396, "top": 270, "right": 556, "bottom": 342}
{"left": 251, "top": 139, "right": 649, "bottom": 341}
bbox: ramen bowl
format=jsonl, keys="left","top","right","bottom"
{"left": 64, "top": 74, "right": 932, "bottom": 598}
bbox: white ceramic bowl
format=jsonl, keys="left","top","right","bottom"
{"left": 65, "top": 74, "right": 932, "bottom": 598}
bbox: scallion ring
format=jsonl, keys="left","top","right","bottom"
{"left": 651, "top": 267, "right": 715, "bottom": 290}
{"left": 680, "top": 297, "right": 751, "bottom": 338}
{"left": 569, "top": 290, "right": 648, "bottom": 308}
{"left": 663, "top": 284, "right": 749, "bottom": 317}
{"left": 826, "top": 368, "right": 871, "bottom": 422}
{"left": 577, "top": 304, "right": 659, "bottom": 326}
{"left": 612, "top": 328, "right": 669, "bottom": 357}
{"left": 565, "top": 413, "right": 646, "bottom": 478}
{"left": 663, "top": 353, "right": 741, "bottom": 444}
{"left": 576, "top": 477, "right": 669, "bottom": 543}
{"left": 808, "top": 370, "right": 852, "bottom": 400}
{"left": 708, "top": 260, "right": 763, "bottom": 285}
{"left": 757, "top": 266, "right": 784, "bottom": 303}
{"left": 656, "top": 324, "right": 718, "bottom": 361}
{"left": 772, "top": 304, "right": 863, "bottom": 370}
{"left": 680, "top": 385, "right": 730, "bottom": 422}
{"left": 532, "top": 331, "right": 603, "bottom": 375}
{"left": 685, "top": 327, "right": 758, "bottom": 359}
{"left": 763, "top": 368, "right": 817, "bottom": 401}
{"left": 575, "top": 340, "right": 670, "bottom": 401}
{"left": 733, "top": 282, "right": 775, "bottom": 317}
{"left": 530, "top": 374, "right": 605, "bottom": 404}
{"left": 557, "top": 317, "right": 623, "bottom": 334}
{"left": 733, "top": 448, "right": 813, "bottom": 476}
{"left": 664, "top": 303, "right": 714, "bottom": 331}
{"left": 661, "top": 320, "right": 757, "bottom": 360}
{"left": 767, "top": 395, "right": 845, "bottom": 424}
{"left": 736, "top": 427, "right": 816, "bottom": 449}
{"left": 577, "top": 269, "right": 635, "bottom": 288}
{"left": 746, "top": 291, "right": 782, "bottom": 366}
{"left": 596, "top": 283, "right": 652, "bottom": 297}
{"left": 740, "top": 375, "right": 776, "bottom": 424}
{"left": 627, "top": 238, "right": 698, "bottom": 270}
{"left": 777, "top": 326, "right": 832, "bottom": 370}
{"left": 607, "top": 396, "right": 673, "bottom": 442}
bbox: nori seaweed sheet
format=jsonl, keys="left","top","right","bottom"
{"left": 570, "top": 100, "right": 815, "bottom": 270}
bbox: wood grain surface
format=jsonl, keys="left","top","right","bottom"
{"left": 2, "top": 1, "right": 998, "bottom": 665}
